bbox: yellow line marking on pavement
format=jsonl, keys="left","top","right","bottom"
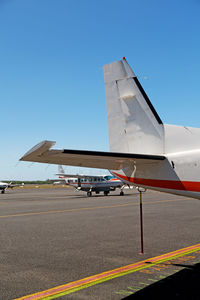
{"left": 15, "top": 243, "right": 200, "bottom": 300}
{"left": 0, "top": 198, "right": 189, "bottom": 219}
{"left": 0, "top": 203, "right": 134, "bottom": 218}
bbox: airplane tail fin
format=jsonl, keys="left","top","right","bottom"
{"left": 57, "top": 165, "right": 69, "bottom": 184}
{"left": 58, "top": 165, "right": 65, "bottom": 175}
{"left": 104, "top": 58, "right": 164, "bottom": 155}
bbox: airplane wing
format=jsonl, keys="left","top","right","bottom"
{"left": 20, "top": 140, "right": 166, "bottom": 170}
{"left": 9, "top": 183, "right": 24, "bottom": 188}
{"left": 56, "top": 173, "right": 105, "bottom": 179}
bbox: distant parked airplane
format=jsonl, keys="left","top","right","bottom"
{"left": 56, "top": 165, "right": 125, "bottom": 196}
{"left": 20, "top": 57, "right": 200, "bottom": 200}
{"left": 0, "top": 182, "right": 24, "bottom": 194}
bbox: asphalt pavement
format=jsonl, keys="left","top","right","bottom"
{"left": 0, "top": 187, "right": 199, "bottom": 299}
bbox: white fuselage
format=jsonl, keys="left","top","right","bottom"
{"left": 112, "top": 150, "right": 200, "bottom": 200}
{"left": 0, "top": 182, "right": 9, "bottom": 190}
{"left": 65, "top": 176, "right": 123, "bottom": 192}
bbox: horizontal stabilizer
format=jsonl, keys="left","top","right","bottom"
{"left": 20, "top": 141, "right": 166, "bottom": 170}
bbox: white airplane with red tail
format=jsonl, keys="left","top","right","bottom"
{"left": 20, "top": 58, "right": 200, "bottom": 200}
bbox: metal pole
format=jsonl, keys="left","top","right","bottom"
{"left": 139, "top": 191, "right": 144, "bottom": 254}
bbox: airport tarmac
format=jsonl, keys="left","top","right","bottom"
{"left": 0, "top": 187, "right": 199, "bottom": 299}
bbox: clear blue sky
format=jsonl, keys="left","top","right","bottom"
{"left": 0, "top": 0, "right": 200, "bottom": 180}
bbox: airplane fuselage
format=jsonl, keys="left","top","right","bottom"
{"left": 112, "top": 150, "right": 200, "bottom": 200}
{"left": 0, "top": 182, "right": 10, "bottom": 193}
{"left": 65, "top": 176, "right": 124, "bottom": 196}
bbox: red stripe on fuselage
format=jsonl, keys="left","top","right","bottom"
{"left": 113, "top": 172, "right": 200, "bottom": 192}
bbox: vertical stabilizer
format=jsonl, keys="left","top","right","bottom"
{"left": 58, "top": 165, "right": 65, "bottom": 174}
{"left": 104, "top": 58, "right": 164, "bottom": 154}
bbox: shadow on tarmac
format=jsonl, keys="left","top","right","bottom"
{"left": 122, "top": 263, "right": 200, "bottom": 300}
{"left": 70, "top": 192, "right": 139, "bottom": 199}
